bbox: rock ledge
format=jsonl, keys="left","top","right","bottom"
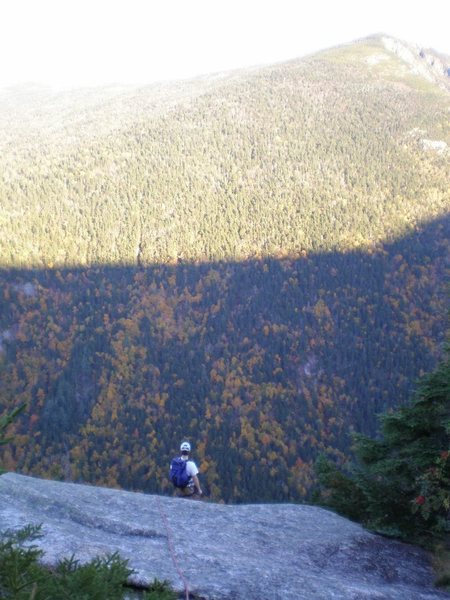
{"left": 0, "top": 473, "right": 448, "bottom": 600}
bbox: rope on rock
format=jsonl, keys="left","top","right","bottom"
{"left": 156, "top": 495, "right": 190, "bottom": 600}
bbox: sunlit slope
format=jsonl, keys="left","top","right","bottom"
{"left": 0, "top": 35, "right": 449, "bottom": 268}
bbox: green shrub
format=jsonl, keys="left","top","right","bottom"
{"left": 0, "top": 525, "right": 176, "bottom": 599}
{"left": 143, "top": 579, "right": 177, "bottom": 600}
{"left": 0, "top": 524, "right": 45, "bottom": 599}
{"left": 315, "top": 345, "right": 450, "bottom": 547}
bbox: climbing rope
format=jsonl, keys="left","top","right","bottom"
{"left": 156, "top": 495, "right": 190, "bottom": 600}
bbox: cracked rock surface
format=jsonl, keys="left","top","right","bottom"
{"left": 0, "top": 473, "right": 448, "bottom": 599}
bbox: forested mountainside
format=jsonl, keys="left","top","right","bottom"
{"left": 1, "top": 35, "right": 449, "bottom": 266}
{"left": 0, "top": 35, "right": 449, "bottom": 502}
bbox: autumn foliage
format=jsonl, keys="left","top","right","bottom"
{"left": 0, "top": 217, "right": 448, "bottom": 502}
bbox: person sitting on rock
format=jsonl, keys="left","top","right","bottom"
{"left": 169, "top": 441, "right": 203, "bottom": 498}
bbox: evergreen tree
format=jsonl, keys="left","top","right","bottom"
{"left": 316, "top": 344, "right": 450, "bottom": 545}
{"left": 0, "top": 404, "right": 25, "bottom": 474}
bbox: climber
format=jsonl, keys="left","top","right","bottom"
{"left": 169, "top": 441, "right": 203, "bottom": 498}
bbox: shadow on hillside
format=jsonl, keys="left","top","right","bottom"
{"left": 0, "top": 214, "right": 448, "bottom": 502}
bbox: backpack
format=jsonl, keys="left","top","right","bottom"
{"left": 169, "top": 457, "right": 190, "bottom": 488}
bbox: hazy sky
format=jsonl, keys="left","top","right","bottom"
{"left": 1, "top": 0, "right": 449, "bottom": 88}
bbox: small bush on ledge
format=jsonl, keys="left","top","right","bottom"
{"left": 0, "top": 524, "right": 176, "bottom": 600}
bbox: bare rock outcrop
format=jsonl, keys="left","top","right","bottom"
{"left": 381, "top": 36, "right": 450, "bottom": 90}
{"left": 0, "top": 473, "right": 448, "bottom": 599}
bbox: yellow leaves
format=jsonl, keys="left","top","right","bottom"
{"left": 272, "top": 323, "right": 288, "bottom": 334}
{"left": 313, "top": 299, "right": 331, "bottom": 320}
{"left": 2, "top": 187, "right": 446, "bottom": 506}
{"left": 211, "top": 301, "right": 221, "bottom": 314}
{"left": 47, "top": 319, "right": 62, "bottom": 335}
{"left": 196, "top": 440, "right": 206, "bottom": 458}
{"left": 294, "top": 456, "right": 306, "bottom": 469}
{"left": 242, "top": 449, "right": 253, "bottom": 461}
{"left": 231, "top": 396, "right": 243, "bottom": 409}
{"left": 203, "top": 459, "right": 219, "bottom": 488}
{"left": 106, "top": 382, "right": 117, "bottom": 403}
{"left": 205, "top": 269, "right": 221, "bottom": 284}
{"left": 408, "top": 319, "right": 423, "bottom": 336}
{"left": 210, "top": 368, "right": 223, "bottom": 383}
{"left": 154, "top": 393, "right": 168, "bottom": 409}
{"left": 210, "top": 484, "right": 222, "bottom": 499}
{"left": 389, "top": 297, "right": 400, "bottom": 309}
{"left": 48, "top": 336, "right": 58, "bottom": 352}
{"left": 247, "top": 352, "right": 263, "bottom": 371}
{"left": 117, "top": 317, "right": 140, "bottom": 337}
{"left": 260, "top": 432, "right": 271, "bottom": 446}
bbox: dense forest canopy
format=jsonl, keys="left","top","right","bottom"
{"left": 0, "top": 36, "right": 449, "bottom": 502}
{"left": 1, "top": 36, "right": 449, "bottom": 267}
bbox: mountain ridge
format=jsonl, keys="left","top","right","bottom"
{"left": 1, "top": 35, "right": 449, "bottom": 268}
{"left": 1, "top": 33, "right": 449, "bottom": 95}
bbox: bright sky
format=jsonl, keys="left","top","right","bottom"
{"left": 0, "top": 0, "right": 449, "bottom": 89}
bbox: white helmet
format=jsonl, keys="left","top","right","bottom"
{"left": 180, "top": 441, "right": 191, "bottom": 452}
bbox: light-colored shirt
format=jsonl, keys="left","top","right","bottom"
{"left": 181, "top": 457, "right": 199, "bottom": 478}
